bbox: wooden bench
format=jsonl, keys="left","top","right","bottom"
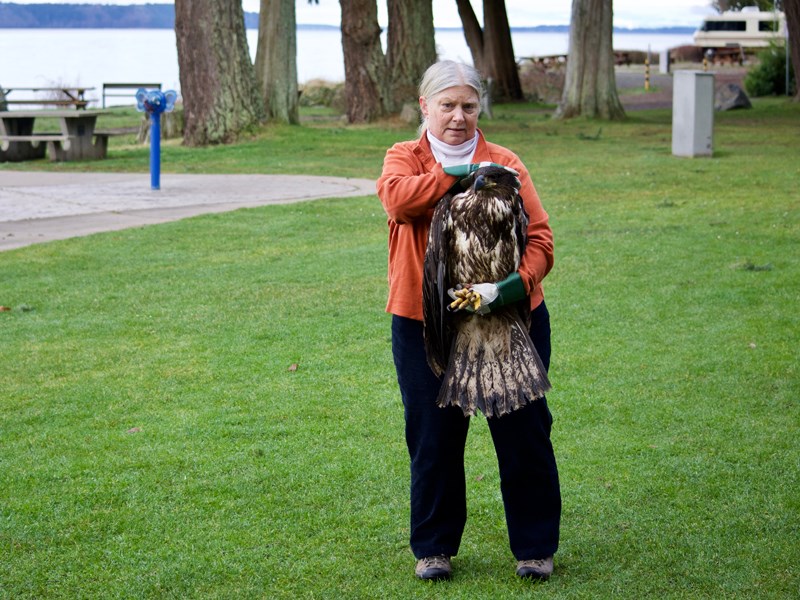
{"left": 2, "top": 134, "right": 70, "bottom": 146}
{"left": 91, "top": 127, "right": 138, "bottom": 154}
{"left": 0, "top": 134, "right": 70, "bottom": 161}
{"left": 102, "top": 82, "right": 161, "bottom": 107}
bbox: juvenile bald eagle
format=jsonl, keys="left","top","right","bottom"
{"left": 422, "top": 165, "right": 551, "bottom": 418}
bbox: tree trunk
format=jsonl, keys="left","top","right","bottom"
{"left": 339, "top": 0, "right": 387, "bottom": 123}
{"left": 555, "top": 0, "right": 625, "bottom": 120}
{"left": 456, "top": 0, "right": 521, "bottom": 102}
{"left": 456, "top": 0, "right": 484, "bottom": 73}
{"left": 386, "top": 0, "right": 437, "bottom": 111}
{"left": 785, "top": 0, "right": 800, "bottom": 101}
{"left": 175, "top": 0, "right": 265, "bottom": 145}
{"left": 255, "top": 0, "right": 299, "bottom": 124}
{"left": 483, "top": 0, "right": 522, "bottom": 101}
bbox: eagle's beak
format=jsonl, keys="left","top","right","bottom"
{"left": 473, "top": 175, "right": 492, "bottom": 192}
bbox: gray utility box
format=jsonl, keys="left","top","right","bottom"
{"left": 672, "top": 71, "right": 715, "bottom": 158}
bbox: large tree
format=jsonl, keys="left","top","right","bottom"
{"left": 386, "top": 0, "right": 437, "bottom": 111}
{"left": 455, "top": 0, "right": 523, "bottom": 101}
{"left": 175, "top": 0, "right": 264, "bottom": 145}
{"left": 339, "top": 0, "right": 388, "bottom": 122}
{"left": 786, "top": 0, "right": 800, "bottom": 101}
{"left": 254, "top": 0, "right": 299, "bottom": 124}
{"left": 554, "top": 0, "right": 625, "bottom": 120}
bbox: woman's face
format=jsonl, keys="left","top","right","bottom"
{"left": 419, "top": 85, "right": 480, "bottom": 146}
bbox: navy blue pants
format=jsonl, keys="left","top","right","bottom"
{"left": 391, "top": 301, "right": 561, "bottom": 561}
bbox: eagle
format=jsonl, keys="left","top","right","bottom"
{"left": 422, "top": 165, "right": 551, "bottom": 418}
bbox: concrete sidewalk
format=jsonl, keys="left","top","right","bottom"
{"left": 0, "top": 171, "right": 377, "bottom": 251}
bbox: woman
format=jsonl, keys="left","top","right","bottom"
{"left": 376, "top": 60, "right": 561, "bottom": 582}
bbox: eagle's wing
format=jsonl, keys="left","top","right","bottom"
{"left": 512, "top": 191, "right": 532, "bottom": 327}
{"left": 422, "top": 193, "right": 454, "bottom": 376}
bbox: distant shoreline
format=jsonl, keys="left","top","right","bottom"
{"left": 0, "top": 23, "right": 697, "bottom": 35}
{"left": 0, "top": 23, "right": 695, "bottom": 34}
{"left": 0, "top": 3, "right": 694, "bottom": 33}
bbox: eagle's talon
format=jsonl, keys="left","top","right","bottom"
{"left": 472, "top": 294, "right": 482, "bottom": 311}
{"left": 448, "top": 291, "right": 483, "bottom": 313}
{"left": 449, "top": 290, "right": 476, "bottom": 312}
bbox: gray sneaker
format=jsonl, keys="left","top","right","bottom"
{"left": 516, "top": 556, "right": 554, "bottom": 580}
{"left": 415, "top": 555, "right": 452, "bottom": 580}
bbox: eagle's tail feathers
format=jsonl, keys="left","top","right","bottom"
{"left": 436, "top": 314, "right": 551, "bottom": 418}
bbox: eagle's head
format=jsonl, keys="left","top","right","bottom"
{"left": 472, "top": 165, "right": 520, "bottom": 199}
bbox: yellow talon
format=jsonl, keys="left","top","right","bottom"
{"left": 449, "top": 286, "right": 483, "bottom": 312}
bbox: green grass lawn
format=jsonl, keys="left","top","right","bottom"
{"left": 1, "top": 99, "right": 799, "bottom": 598}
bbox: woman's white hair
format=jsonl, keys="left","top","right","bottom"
{"left": 418, "top": 60, "right": 483, "bottom": 136}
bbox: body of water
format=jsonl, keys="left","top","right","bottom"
{"left": 0, "top": 28, "right": 693, "bottom": 107}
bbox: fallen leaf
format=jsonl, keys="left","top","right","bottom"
{"left": 126, "top": 427, "right": 141, "bottom": 434}
{"left": 0, "top": 306, "right": 11, "bottom": 312}
{"left": 288, "top": 363, "right": 299, "bottom": 372}
{"left": 475, "top": 474, "right": 484, "bottom": 482}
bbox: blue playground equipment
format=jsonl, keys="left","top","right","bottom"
{"left": 136, "top": 88, "right": 178, "bottom": 190}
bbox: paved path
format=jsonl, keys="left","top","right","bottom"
{"left": 0, "top": 171, "right": 377, "bottom": 251}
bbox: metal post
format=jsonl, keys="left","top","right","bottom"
{"left": 150, "top": 113, "right": 161, "bottom": 190}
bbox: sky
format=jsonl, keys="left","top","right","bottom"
{"left": 7, "top": 0, "right": 720, "bottom": 29}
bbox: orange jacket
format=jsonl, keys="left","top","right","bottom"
{"left": 377, "top": 130, "right": 554, "bottom": 321}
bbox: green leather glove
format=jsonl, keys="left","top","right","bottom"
{"left": 489, "top": 272, "right": 527, "bottom": 308}
{"left": 442, "top": 162, "right": 508, "bottom": 178}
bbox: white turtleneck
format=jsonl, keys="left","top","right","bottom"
{"left": 426, "top": 130, "right": 479, "bottom": 167}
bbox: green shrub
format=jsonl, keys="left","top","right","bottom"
{"left": 745, "top": 43, "right": 795, "bottom": 96}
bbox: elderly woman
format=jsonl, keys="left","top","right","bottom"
{"left": 376, "top": 60, "right": 561, "bottom": 582}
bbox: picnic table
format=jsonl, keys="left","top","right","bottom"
{"left": 518, "top": 54, "right": 568, "bottom": 69}
{"left": 0, "top": 86, "right": 95, "bottom": 110}
{"left": 0, "top": 109, "right": 111, "bottom": 162}
{"left": 706, "top": 46, "right": 745, "bottom": 66}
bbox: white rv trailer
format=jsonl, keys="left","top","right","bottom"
{"left": 693, "top": 8, "right": 786, "bottom": 49}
